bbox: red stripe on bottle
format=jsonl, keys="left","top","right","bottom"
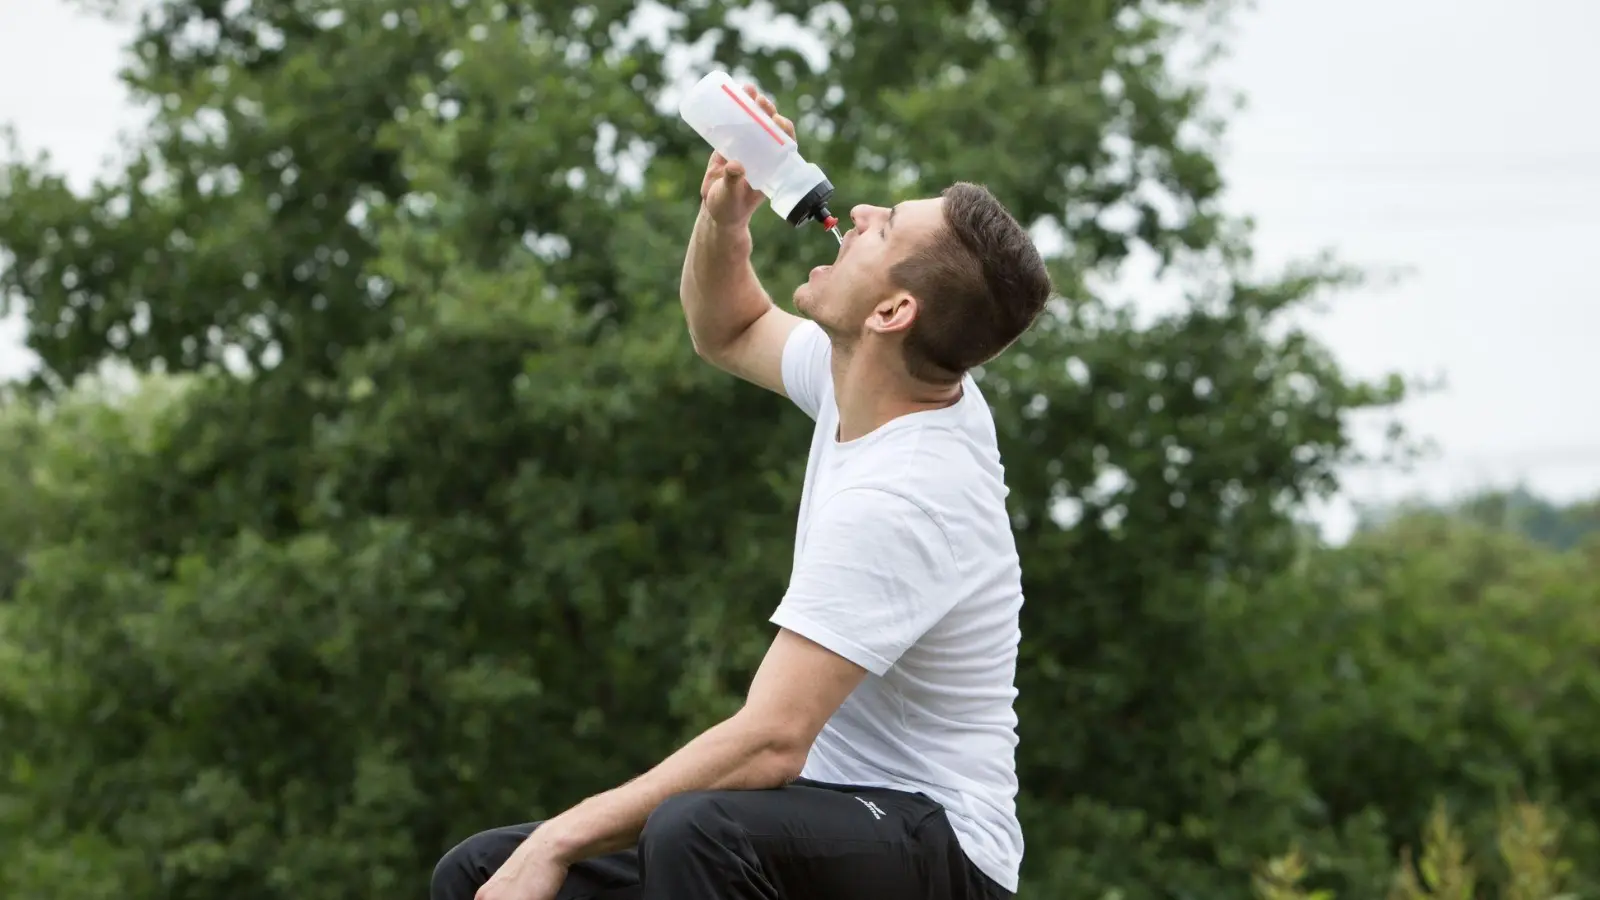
{"left": 720, "top": 83, "right": 787, "bottom": 145}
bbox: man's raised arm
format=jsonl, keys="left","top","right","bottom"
{"left": 679, "top": 208, "right": 801, "bottom": 396}
{"left": 678, "top": 83, "right": 803, "bottom": 398}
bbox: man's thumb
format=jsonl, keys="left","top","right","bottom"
{"left": 723, "top": 160, "right": 746, "bottom": 181}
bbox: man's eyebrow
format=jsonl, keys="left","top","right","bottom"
{"left": 887, "top": 205, "right": 898, "bottom": 230}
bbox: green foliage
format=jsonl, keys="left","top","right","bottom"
{"left": 0, "top": 389, "right": 38, "bottom": 601}
{"left": 1254, "top": 801, "right": 1574, "bottom": 900}
{"left": 3, "top": 1, "right": 1589, "bottom": 899}
{"left": 1255, "top": 847, "right": 1335, "bottom": 900}
{"left": 1238, "top": 514, "right": 1600, "bottom": 898}
{"left": 1390, "top": 801, "right": 1477, "bottom": 900}
{"left": 1497, "top": 803, "right": 1572, "bottom": 900}
{"left": 1363, "top": 487, "right": 1600, "bottom": 552}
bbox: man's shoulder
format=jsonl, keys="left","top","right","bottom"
{"left": 858, "top": 418, "right": 1002, "bottom": 493}
{"left": 850, "top": 438, "right": 1009, "bottom": 540}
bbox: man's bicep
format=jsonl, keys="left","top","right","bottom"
{"left": 709, "top": 305, "right": 805, "bottom": 398}
{"left": 740, "top": 627, "right": 868, "bottom": 751}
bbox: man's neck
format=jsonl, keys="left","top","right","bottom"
{"left": 830, "top": 347, "right": 963, "bottom": 443}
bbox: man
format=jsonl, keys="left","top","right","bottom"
{"left": 433, "top": 83, "right": 1051, "bottom": 900}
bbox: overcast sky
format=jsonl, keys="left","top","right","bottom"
{"left": 2, "top": 0, "right": 1597, "bottom": 538}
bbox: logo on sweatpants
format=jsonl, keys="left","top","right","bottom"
{"left": 855, "top": 797, "right": 885, "bottom": 820}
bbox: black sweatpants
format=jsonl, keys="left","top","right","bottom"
{"left": 431, "top": 778, "right": 1013, "bottom": 900}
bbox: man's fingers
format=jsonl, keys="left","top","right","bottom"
{"left": 737, "top": 83, "right": 793, "bottom": 141}
{"left": 723, "top": 159, "right": 746, "bottom": 180}
{"left": 748, "top": 85, "right": 785, "bottom": 122}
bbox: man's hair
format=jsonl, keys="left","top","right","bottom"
{"left": 889, "top": 182, "right": 1053, "bottom": 383}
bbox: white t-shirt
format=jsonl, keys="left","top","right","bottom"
{"left": 770, "top": 321, "right": 1025, "bottom": 892}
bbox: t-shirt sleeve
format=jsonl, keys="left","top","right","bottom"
{"left": 770, "top": 488, "right": 960, "bottom": 676}
{"left": 780, "top": 319, "right": 832, "bottom": 421}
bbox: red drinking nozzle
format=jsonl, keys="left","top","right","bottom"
{"left": 822, "top": 215, "right": 838, "bottom": 230}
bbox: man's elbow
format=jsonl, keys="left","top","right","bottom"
{"left": 733, "top": 712, "right": 812, "bottom": 785}
{"left": 678, "top": 310, "right": 729, "bottom": 366}
{"left": 691, "top": 335, "right": 728, "bottom": 366}
{"left": 685, "top": 328, "right": 713, "bottom": 362}
{"left": 747, "top": 745, "right": 807, "bottom": 788}
{"left": 769, "top": 740, "right": 810, "bottom": 784}
{"left": 687, "top": 327, "right": 741, "bottom": 373}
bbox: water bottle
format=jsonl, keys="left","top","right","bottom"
{"left": 678, "top": 70, "right": 840, "bottom": 238}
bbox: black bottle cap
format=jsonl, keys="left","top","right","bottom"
{"left": 785, "top": 178, "right": 835, "bottom": 227}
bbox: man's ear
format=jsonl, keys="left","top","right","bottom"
{"left": 866, "top": 292, "right": 918, "bottom": 335}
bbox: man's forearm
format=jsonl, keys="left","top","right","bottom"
{"left": 525, "top": 711, "right": 805, "bottom": 865}
{"left": 679, "top": 207, "right": 774, "bottom": 359}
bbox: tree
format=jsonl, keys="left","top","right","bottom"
{"left": 1362, "top": 486, "right": 1600, "bottom": 552}
{"left": 0, "top": 387, "right": 39, "bottom": 602}
{"left": 0, "top": 1, "right": 1407, "bottom": 898}
{"left": 1250, "top": 511, "right": 1600, "bottom": 898}
{"left": 0, "top": 370, "right": 196, "bottom": 899}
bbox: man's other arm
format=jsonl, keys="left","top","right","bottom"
{"left": 678, "top": 206, "right": 803, "bottom": 397}
{"left": 512, "top": 628, "right": 864, "bottom": 865}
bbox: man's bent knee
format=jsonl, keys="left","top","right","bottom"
{"left": 640, "top": 792, "right": 742, "bottom": 855}
{"left": 431, "top": 834, "right": 480, "bottom": 900}
{"left": 431, "top": 824, "right": 541, "bottom": 900}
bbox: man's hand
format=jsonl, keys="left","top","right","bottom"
{"left": 699, "top": 83, "right": 798, "bottom": 227}
{"left": 474, "top": 837, "right": 568, "bottom": 900}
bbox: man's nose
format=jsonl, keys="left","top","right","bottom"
{"left": 850, "top": 204, "right": 889, "bottom": 228}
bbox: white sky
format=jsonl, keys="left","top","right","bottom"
{"left": 2, "top": 0, "right": 1597, "bottom": 538}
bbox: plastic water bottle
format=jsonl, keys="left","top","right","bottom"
{"left": 678, "top": 70, "right": 841, "bottom": 240}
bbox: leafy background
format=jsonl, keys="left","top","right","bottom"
{"left": 2, "top": 2, "right": 1596, "bottom": 898}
